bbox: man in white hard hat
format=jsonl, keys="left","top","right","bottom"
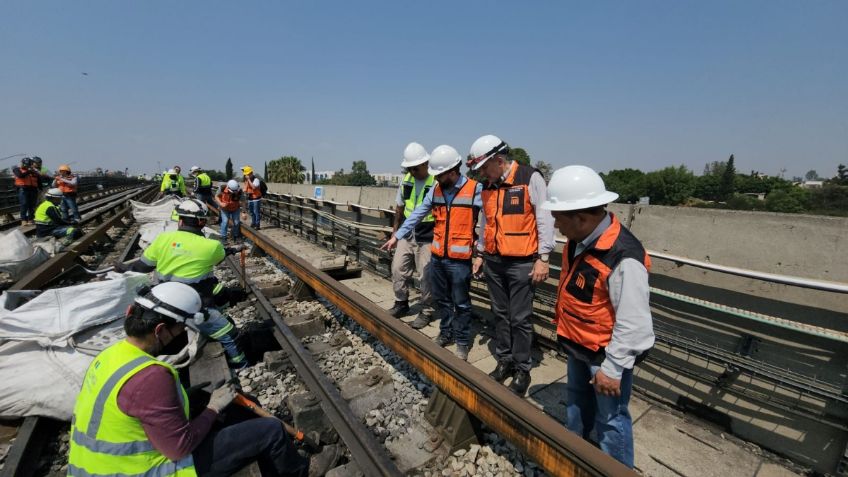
{"left": 161, "top": 168, "right": 186, "bottom": 197}
{"left": 386, "top": 142, "right": 436, "bottom": 326}
{"left": 382, "top": 145, "right": 483, "bottom": 361}
{"left": 190, "top": 166, "right": 214, "bottom": 209}
{"left": 216, "top": 180, "right": 243, "bottom": 242}
{"left": 541, "top": 165, "right": 654, "bottom": 468}
{"left": 467, "top": 134, "right": 555, "bottom": 396}
{"left": 34, "top": 188, "right": 83, "bottom": 244}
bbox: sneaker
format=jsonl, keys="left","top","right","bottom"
{"left": 410, "top": 312, "right": 431, "bottom": 329}
{"left": 308, "top": 444, "right": 342, "bottom": 477}
{"left": 488, "top": 362, "right": 515, "bottom": 383}
{"left": 455, "top": 345, "right": 470, "bottom": 361}
{"left": 509, "top": 370, "right": 531, "bottom": 396}
{"left": 434, "top": 334, "right": 454, "bottom": 347}
{"left": 388, "top": 301, "right": 410, "bottom": 318}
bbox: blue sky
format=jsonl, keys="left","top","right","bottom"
{"left": 1, "top": 1, "right": 846, "bottom": 179}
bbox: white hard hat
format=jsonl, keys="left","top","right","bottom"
{"left": 467, "top": 134, "right": 509, "bottom": 171}
{"left": 227, "top": 179, "right": 240, "bottom": 191}
{"left": 542, "top": 165, "right": 620, "bottom": 212}
{"left": 174, "top": 198, "right": 210, "bottom": 218}
{"left": 428, "top": 145, "right": 463, "bottom": 176}
{"left": 46, "top": 188, "right": 63, "bottom": 198}
{"left": 190, "top": 166, "right": 201, "bottom": 173}
{"left": 167, "top": 169, "right": 177, "bottom": 175}
{"left": 134, "top": 282, "right": 204, "bottom": 325}
{"left": 401, "top": 142, "right": 430, "bottom": 168}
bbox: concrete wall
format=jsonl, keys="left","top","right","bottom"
{"left": 267, "top": 183, "right": 397, "bottom": 209}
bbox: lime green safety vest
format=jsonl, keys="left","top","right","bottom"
{"left": 402, "top": 173, "right": 435, "bottom": 222}
{"left": 68, "top": 340, "right": 196, "bottom": 476}
{"left": 161, "top": 175, "right": 186, "bottom": 195}
{"left": 34, "top": 200, "right": 59, "bottom": 225}
{"left": 196, "top": 173, "right": 211, "bottom": 187}
{"left": 141, "top": 230, "right": 225, "bottom": 285}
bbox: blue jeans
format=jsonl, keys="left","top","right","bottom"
{"left": 429, "top": 256, "right": 472, "bottom": 346}
{"left": 220, "top": 210, "right": 241, "bottom": 240}
{"left": 197, "top": 308, "right": 246, "bottom": 368}
{"left": 61, "top": 196, "right": 81, "bottom": 221}
{"left": 18, "top": 188, "right": 37, "bottom": 221}
{"left": 565, "top": 356, "right": 634, "bottom": 467}
{"left": 248, "top": 199, "right": 261, "bottom": 227}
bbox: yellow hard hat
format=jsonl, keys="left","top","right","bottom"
{"left": 58, "top": 164, "right": 71, "bottom": 172}
{"left": 242, "top": 166, "right": 253, "bottom": 175}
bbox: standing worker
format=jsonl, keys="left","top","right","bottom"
{"left": 66, "top": 282, "right": 340, "bottom": 477}
{"left": 32, "top": 156, "right": 51, "bottom": 202}
{"left": 190, "top": 166, "right": 215, "bottom": 208}
{"left": 34, "top": 188, "right": 83, "bottom": 244}
{"left": 382, "top": 145, "right": 482, "bottom": 361}
{"left": 542, "top": 165, "right": 654, "bottom": 468}
{"left": 242, "top": 166, "right": 263, "bottom": 229}
{"left": 387, "top": 142, "right": 436, "bottom": 326}
{"left": 12, "top": 157, "right": 39, "bottom": 225}
{"left": 217, "top": 180, "right": 242, "bottom": 243}
{"left": 116, "top": 199, "right": 248, "bottom": 369}
{"left": 467, "top": 134, "right": 555, "bottom": 396}
{"left": 161, "top": 169, "right": 187, "bottom": 197}
{"left": 53, "top": 164, "right": 81, "bottom": 222}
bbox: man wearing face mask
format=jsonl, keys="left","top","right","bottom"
{"left": 467, "top": 134, "right": 555, "bottom": 396}
{"left": 386, "top": 142, "right": 436, "bottom": 326}
{"left": 161, "top": 168, "right": 187, "bottom": 198}
{"left": 67, "top": 282, "right": 324, "bottom": 476}
{"left": 382, "top": 145, "right": 482, "bottom": 361}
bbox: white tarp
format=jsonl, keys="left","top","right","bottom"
{"left": 131, "top": 196, "right": 181, "bottom": 223}
{"left": 0, "top": 229, "right": 51, "bottom": 281}
{"left": 0, "top": 274, "right": 202, "bottom": 420}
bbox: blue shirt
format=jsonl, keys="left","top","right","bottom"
{"left": 394, "top": 175, "right": 483, "bottom": 240}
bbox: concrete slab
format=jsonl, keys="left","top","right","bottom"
{"left": 385, "top": 427, "right": 438, "bottom": 473}
{"left": 471, "top": 354, "right": 500, "bottom": 375}
{"left": 755, "top": 462, "right": 802, "bottom": 477}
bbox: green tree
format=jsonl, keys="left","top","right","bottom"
{"left": 644, "top": 165, "right": 696, "bottom": 205}
{"left": 534, "top": 160, "right": 554, "bottom": 182}
{"left": 807, "top": 184, "right": 848, "bottom": 216}
{"left": 225, "top": 158, "right": 233, "bottom": 179}
{"left": 600, "top": 169, "right": 647, "bottom": 203}
{"left": 719, "top": 154, "right": 737, "bottom": 200}
{"left": 833, "top": 164, "right": 848, "bottom": 185}
{"left": 347, "top": 160, "right": 376, "bottom": 186}
{"left": 805, "top": 170, "right": 819, "bottom": 181}
{"left": 267, "top": 156, "right": 305, "bottom": 183}
{"left": 510, "top": 147, "right": 531, "bottom": 166}
{"left": 765, "top": 188, "right": 808, "bottom": 213}
{"left": 694, "top": 174, "right": 723, "bottom": 201}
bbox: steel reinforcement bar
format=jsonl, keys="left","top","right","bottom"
{"left": 240, "top": 224, "right": 635, "bottom": 477}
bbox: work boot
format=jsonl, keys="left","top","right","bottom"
{"left": 308, "top": 444, "right": 342, "bottom": 477}
{"left": 455, "top": 345, "right": 470, "bottom": 361}
{"left": 388, "top": 301, "right": 410, "bottom": 318}
{"left": 410, "top": 311, "right": 431, "bottom": 329}
{"left": 509, "top": 370, "right": 531, "bottom": 396}
{"left": 434, "top": 334, "right": 454, "bottom": 347}
{"left": 488, "top": 362, "right": 515, "bottom": 383}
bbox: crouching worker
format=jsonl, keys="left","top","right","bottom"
{"left": 67, "top": 282, "right": 320, "bottom": 476}
{"left": 116, "top": 198, "right": 248, "bottom": 369}
{"left": 34, "top": 188, "right": 83, "bottom": 244}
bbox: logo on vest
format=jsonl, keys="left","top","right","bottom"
{"left": 510, "top": 196, "right": 520, "bottom": 206}
{"left": 575, "top": 273, "right": 586, "bottom": 289}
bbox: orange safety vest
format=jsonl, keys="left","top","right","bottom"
{"left": 555, "top": 213, "right": 651, "bottom": 352}
{"left": 56, "top": 175, "right": 77, "bottom": 195}
{"left": 481, "top": 164, "right": 538, "bottom": 258}
{"left": 431, "top": 178, "right": 478, "bottom": 260}
{"left": 217, "top": 188, "right": 241, "bottom": 212}
{"left": 14, "top": 167, "right": 39, "bottom": 188}
{"left": 244, "top": 177, "right": 262, "bottom": 200}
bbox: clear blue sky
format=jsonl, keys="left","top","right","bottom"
{"left": 1, "top": 1, "right": 846, "bottom": 179}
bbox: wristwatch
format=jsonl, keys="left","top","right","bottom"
{"left": 538, "top": 253, "right": 550, "bottom": 263}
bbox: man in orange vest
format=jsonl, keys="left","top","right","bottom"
{"left": 241, "top": 166, "right": 263, "bottom": 229}
{"left": 53, "top": 164, "right": 81, "bottom": 222}
{"left": 382, "top": 145, "right": 483, "bottom": 361}
{"left": 216, "top": 180, "right": 243, "bottom": 242}
{"left": 542, "top": 165, "right": 654, "bottom": 468}
{"left": 468, "top": 135, "right": 555, "bottom": 396}
{"left": 12, "top": 157, "right": 40, "bottom": 225}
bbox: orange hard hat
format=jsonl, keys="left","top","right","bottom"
{"left": 58, "top": 164, "right": 71, "bottom": 172}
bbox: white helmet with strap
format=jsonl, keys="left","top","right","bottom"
{"left": 174, "top": 198, "right": 209, "bottom": 219}
{"left": 226, "top": 180, "right": 240, "bottom": 192}
{"left": 134, "top": 282, "right": 205, "bottom": 327}
{"left": 467, "top": 134, "right": 509, "bottom": 171}
{"left": 401, "top": 142, "right": 430, "bottom": 168}
{"left": 427, "top": 145, "right": 463, "bottom": 176}
{"left": 542, "top": 165, "right": 619, "bottom": 211}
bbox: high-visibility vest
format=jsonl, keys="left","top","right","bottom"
{"left": 68, "top": 340, "right": 196, "bottom": 476}
{"left": 431, "top": 178, "right": 478, "bottom": 260}
{"left": 56, "top": 175, "right": 77, "bottom": 195}
{"left": 141, "top": 229, "right": 226, "bottom": 285}
{"left": 161, "top": 175, "right": 182, "bottom": 194}
{"left": 401, "top": 173, "right": 435, "bottom": 242}
{"left": 217, "top": 188, "right": 241, "bottom": 212}
{"left": 555, "top": 213, "right": 651, "bottom": 352}
{"left": 34, "top": 200, "right": 60, "bottom": 225}
{"left": 481, "top": 163, "right": 539, "bottom": 258}
{"left": 13, "top": 167, "right": 39, "bottom": 188}
{"left": 244, "top": 177, "right": 262, "bottom": 200}
{"left": 194, "top": 173, "right": 212, "bottom": 194}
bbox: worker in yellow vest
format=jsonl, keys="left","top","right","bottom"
{"left": 34, "top": 188, "right": 83, "bottom": 244}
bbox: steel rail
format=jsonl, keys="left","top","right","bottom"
{"left": 240, "top": 224, "right": 635, "bottom": 477}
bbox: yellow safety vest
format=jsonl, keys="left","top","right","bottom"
{"left": 402, "top": 173, "right": 435, "bottom": 222}
{"left": 68, "top": 340, "right": 196, "bottom": 476}
{"left": 34, "top": 200, "right": 59, "bottom": 225}
{"left": 141, "top": 230, "right": 226, "bottom": 285}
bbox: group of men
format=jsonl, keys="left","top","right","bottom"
{"left": 159, "top": 164, "right": 265, "bottom": 242}
{"left": 13, "top": 156, "right": 82, "bottom": 243}
{"left": 382, "top": 135, "right": 654, "bottom": 467}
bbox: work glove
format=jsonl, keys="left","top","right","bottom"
{"left": 207, "top": 382, "right": 236, "bottom": 413}
{"left": 224, "top": 243, "right": 246, "bottom": 255}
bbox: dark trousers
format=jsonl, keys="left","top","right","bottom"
{"left": 18, "top": 188, "right": 37, "bottom": 221}
{"left": 430, "top": 256, "right": 472, "bottom": 346}
{"left": 484, "top": 258, "right": 535, "bottom": 372}
{"left": 193, "top": 417, "right": 308, "bottom": 477}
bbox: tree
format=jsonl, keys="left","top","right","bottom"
{"left": 834, "top": 164, "right": 848, "bottom": 185}
{"left": 347, "top": 160, "right": 376, "bottom": 186}
{"left": 267, "top": 156, "right": 305, "bottom": 183}
{"left": 644, "top": 165, "right": 696, "bottom": 205}
{"left": 694, "top": 174, "right": 723, "bottom": 202}
{"left": 510, "top": 147, "right": 531, "bottom": 166}
{"left": 225, "top": 158, "right": 234, "bottom": 179}
{"left": 765, "top": 188, "right": 808, "bottom": 213}
{"left": 805, "top": 170, "right": 819, "bottom": 181}
{"left": 534, "top": 160, "right": 554, "bottom": 182}
{"left": 600, "top": 169, "right": 647, "bottom": 203}
{"left": 719, "top": 154, "right": 737, "bottom": 200}
{"left": 703, "top": 161, "right": 727, "bottom": 176}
